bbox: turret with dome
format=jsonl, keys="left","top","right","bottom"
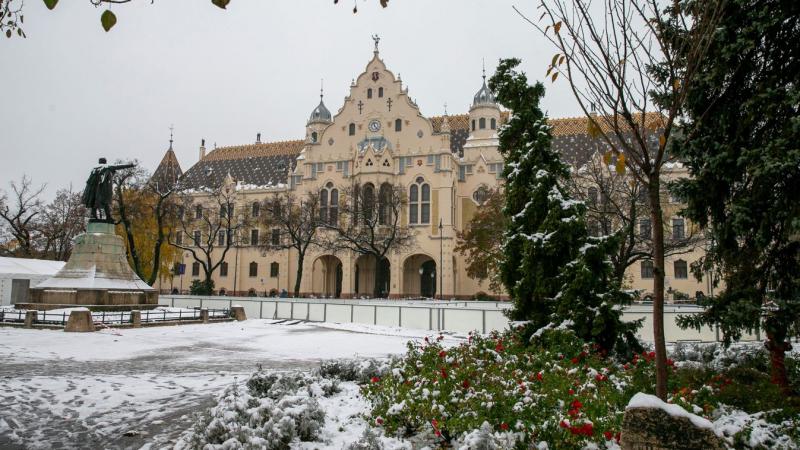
{"left": 468, "top": 65, "right": 501, "bottom": 142}
{"left": 306, "top": 84, "right": 332, "bottom": 144}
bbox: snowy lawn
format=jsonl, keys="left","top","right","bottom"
{"left": 0, "top": 319, "right": 456, "bottom": 449}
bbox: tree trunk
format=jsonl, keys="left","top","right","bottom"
{"left": 649, "top": 175, "right": 668, "bottom": 400}
{"left": 145, "top": 196, "right": 167, "bottom": 286}
{"left": 766, "top": 334, "right": 792, "bottom": 393}
{"left": 294, "top": 253, "right": 305, "bottom": 298}
{"left": 373, "top": 255, "right": 383, "bottom": 299}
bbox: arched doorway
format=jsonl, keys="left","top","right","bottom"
{"left": 354, "top": 254, "right": 390, "bottom": 298}
{"left": 402, "top": 254, "right": 436, "bottom": 298}
{"left": 312, "top": 255, "right": 343, "bottom": 298}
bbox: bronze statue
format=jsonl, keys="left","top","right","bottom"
{"left": 82, "top": 158, "right": 135, "bottom": 223}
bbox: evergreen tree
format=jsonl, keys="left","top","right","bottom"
{"left": 490, "top": 59, "right": 638, "bottom": 353}
{"left": 673, "top": 0, "right": 800, "bottom": 392}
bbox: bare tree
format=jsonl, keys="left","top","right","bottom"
{"left": 168, "top": 183, "right": 251, "bottom": 294}
{"left": 567, "top": 153, "right": 702, "bottom": 285}
{"left": 517, "top": 0, "right": 724, "bottom": 398}
{"left": 318, "top": 182, "right": 415, "bottom": 298}
{"left": 260, "top": 192, "right": 320, "bottom": 298}
{"left": 112, "top": 161, "right": 180, "bottom": 286}
{"left": 37, "top": 187, "right": 86, "bottom": 261}
{"left": 0, "top": 175, "right": 45, "bottom": 258}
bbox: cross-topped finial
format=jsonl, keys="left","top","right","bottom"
{"left": 320, "top": 78, "right": 324, "bottom": 100}
{"left": 444, "top": 102, "right": 448, "bottom": 115}
{"left": 169, "top": 124, "right": 174, "bottom": 150}
{"left": 482, "top": 58, "right": 486, "bottom": 81}
{"left": 372, "top": 34, "right": 380, "bottom": 52}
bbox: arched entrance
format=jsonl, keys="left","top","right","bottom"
{"left": 402, "top": 254, "right": 436, "bottom": 298}
{"left": 312, "top": 255, "right": 343, "bottom": 298}
{"left": 354, "top": 254, "right": 390, "bottom": 298}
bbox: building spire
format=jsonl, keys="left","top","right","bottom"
{"left": 372, "top": 34, "right": 380, "bottom": 53}
{"left": 169, "top": 124, "right": 174, "bottom": 150}
{"left": 320, "top": 78, "right": 324, "bottom": 100}
{"left": 482, "top": 58, "right": 486, "bottom": 82}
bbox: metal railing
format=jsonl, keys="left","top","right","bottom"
{"left": 0, "top": 307, "right": 230, "bottom": 326}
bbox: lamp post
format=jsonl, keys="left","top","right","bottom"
{"left": 232, "top": 228, "right": 240, "bottom": 296}
{"left": 439, "top": 218, "right": 443, "bottom": 300}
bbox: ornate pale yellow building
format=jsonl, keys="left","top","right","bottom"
{"left": 154, "top": 44, "right": 712, "bottom": 301}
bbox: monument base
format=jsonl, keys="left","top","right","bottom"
{"left": 28, "top": 222, "right": 158, "bottom": 308}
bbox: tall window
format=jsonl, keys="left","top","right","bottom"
{"left": 175, "top": 231, "right": 183, "bottom": 246}
{"left": 362, "top": 183, "right": 375, "bottom": 223}
{"left": 587, "top": 187, "right": 599, "bottom": 207}
{"left": 471, "top": 119, "right": 476, "bottom": 131}
{"left": 218, "top": 230, "right": 226, "bottom": 246}
{"left": 395, "top": 118, "right": 402, "bottom": 132}
{"left": 378, "top": 87, "right": 384, "bottom": 97}
{"left": 674, "top": 259, "right": 688, "bottom": 279}
{"left": 378, "top": 183, "right": 392, "bottom": 225}
{"left": 349, "top": 123, "right": 356, "bottom": 136}
{"left": 220, "top": 262, "right": 228, "bottom": 277}
{"left": 641, "top": 260, "right": 654, "bottom": 279}
{"left": 194, "top": 205, "right": 202, "bottom": 219}
{"left": 192, "top": 262, "right": 200, "bottom": 276}
{"left": 672, "top": 218, "right": 685, "bottom": 240}
{"left": 367, "top": 88, "right": 373, "bottom": 99}
{"left": 251, "top": 202, "right": 260, "bottom": 218}
{"left": 490, "top": 118, "right": 497, "bottom": 130}
{"left": 319, "top": 182, "right": 338, "bottom": 225}
{"left": 249, "top": 262, "right": 258, "bottom": 277}
{"left": 639, "top": 218, "right": 652, "bottom": 239}
{"left": 479, "top": 117, "right": 486, "bottom": 129}
{"left": 271, "top": 228, "right": 280, "bottom": 246}
{"left": 250, "top": 229, "right": 259, "bottom": 246}
{"left": 311, "top": 131, "right": 318, "bottom": 143}
{"left": 193, "top": 230, "right": 201, "bottom": 246}
{"left": 409, "top": 177, "right": 430, "bottom": 224}
{"left": 270, "top": 262, "right": 279, "bottom": 278}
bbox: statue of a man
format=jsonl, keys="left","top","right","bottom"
{"left": 81, "top": 158, "right": 136, "bottom": 223}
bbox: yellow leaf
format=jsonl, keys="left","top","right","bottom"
{"left": 551, "top": 72, "right": 558, "bottom": 82}
{"left": 603, "top": 150, "right": 612, "bottom": 165}
{"left": 587, "top": 120, "right": 601, "bottom": 139}
{"left": 616, "top": 153, "right": 626, "bottom": 174}
{"left": 554, "top": 21, "right": 562, "bottom": 34}
{"left": 559, "top": 55, "right": 566, "bottom": 66}
{"left": 551, "top": 53, "right": 559, "bottom": 68}
{"left": 673, "top": 78, "right": 681, "bottom": 90}
{"left": 659, "top": 135, "right": 666, "bottom": 148}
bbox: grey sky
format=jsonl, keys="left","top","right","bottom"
{"left": 0, "top": 0, "right": 583, "bottom": 199}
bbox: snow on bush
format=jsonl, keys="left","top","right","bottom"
{"left": 316, "top": 358, "right": 391, "bottom": 384}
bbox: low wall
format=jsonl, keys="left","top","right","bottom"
{"left": 157, "top": 295, "right": 760, "bottom": 342}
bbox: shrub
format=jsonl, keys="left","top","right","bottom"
{"left": 189, "top": 279, "right": 214, "bottom": 295}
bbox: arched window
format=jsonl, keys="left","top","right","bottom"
{"left": 378, "top": 87, "right": 384, "bottom": 97}
{"left": 367, "top": 88, "right": 373, "bottom": 99}
{"left": 362, "top": 183, "right": 375, "bottom": 223}
{"left": 409, "top": 177, "right": 430, "bottom": 224}
{"left": 349, "top": 123, "right": 356, "bottom": 136}
{"left": 311, "top": 131, "right": 318, "bottom": 143}
{"left": 251, "top": 202, "right": 260, "bottom": 218}
{"left": 249, "top": 262, "right": 258, "bottom": 277}
{"left": 587, "top": 187, "right": 599, "bottom": 206}
{"left": 194, "top": 205, "right": 202, "bottom": 219}
{"left": 395, "top": 118, "right": 402, "bottom": 132}
{"left": 220, "top": 262, "right": 228, "bottom": 277}
{"left": 479, "top": 117, "right": 486, "bottom": 129}
{"left": 378, "top": 183, "right": 392, "bottom": 225}
{"left": 471, "top": 120, "right": 476, "bottom": 131}
{"left": 319, "top": 182, "right": 338, "bottom": 225}
{"left": 674, "top": 259, "right": 688, "bottom": 279}
{"left": 640, "top": 260, "right": 654, "bottom": 279}
{"left": 490, "top": 118, "right": 497, "bottom": 130}
{"left": 270, "top": 262, "right": 279, "bottom": 278}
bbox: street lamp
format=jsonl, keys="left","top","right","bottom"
{"left": 439, "top": 218, "right": 443, "bottom": 300}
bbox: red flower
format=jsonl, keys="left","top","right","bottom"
{"left": 376, "top": 417, "right": 384, "bottom": 425}
{"left": 615, "top": 432, "right": 621, "bottom": 442}
{"left": 438, "top": 350, "right": 447, "bottom": 358}
{"left": 667, "top": 358, "right": 675, "bottom": 367}
{"left": 570, "top": 357, "right": 579, "bottom": 364}
{"left": 570, "top": 399, "right": 583, "bottom": 410}
{"left": 595, "top": 373, "right": 608, "bottom": 382}
{"left": 370, "top": 376, "right": 380, "bottom": 383}
{"left": 437, "top": 335, "right": 444, "bottom": 341}
{"left": 559, "top": 420, "right": 569, "bottom": 428}
{"left": 536, "top": 371, "right": 543, "bottom": 381}
{"left": 431, "top": 419, "right": 439, "bottom": 428}
{"left": 440, "top": 368, "right": 448, "bottom": 379}
{"left": 623, "top": 363, "right": 631, "bottom": 370}
{"left": 461, "top": 379, "right": 471, "bottom": 389}
{"left": 434, "top": 430, "right": 442, "bottom": 437}
{"left": 568, "top": 388, "right": 575, "bottom": 395}
{"left": 603, "top": 431, "right": 613, "bottom": 440}
{"left": 495, "top": 341, "right": 505, "bottom": 352}
{"left": 500, "top": 422, "right": 509, "bottom": 431}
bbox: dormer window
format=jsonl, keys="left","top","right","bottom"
{"left": 367, "top": 88, "right": 373, "bottom": 99}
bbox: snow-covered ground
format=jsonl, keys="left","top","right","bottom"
{"left": 0, "top": 320, "right": 455, "bottom": 449}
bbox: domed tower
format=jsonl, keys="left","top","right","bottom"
{"left": 468, "top": 65, "right": 501, "bottom": 140}
{"left": 306, "top": 83, "right": 332, "bottom": 144}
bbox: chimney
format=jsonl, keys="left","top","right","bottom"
{"left": 256, "top": 133, "right": 261, "bottom": 144}
{"left": 199, "top": 138, "right": 206, "bottom": 161}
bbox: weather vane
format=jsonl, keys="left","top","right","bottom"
{"left": 372, "top": 34, "right": 380, "bottom": 52}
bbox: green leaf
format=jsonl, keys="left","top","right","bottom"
{"left": 101, "top": 10, "right": 116, "bottom": 32}
{"left": 211, "top": 0, "right": 230, "bottom": 9}
{"left": 43, "top": 0, "right": 58, "bottom": 10}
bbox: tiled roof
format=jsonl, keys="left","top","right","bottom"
{"left": 181, "top": 140, "right": 303, "bottom": 189}
{"left": 150, "top": 148, "right": 183, "bottom": 192}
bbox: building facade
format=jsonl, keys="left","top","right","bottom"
{"left": 155, "top": 44, "right": 712, "bottom": 301}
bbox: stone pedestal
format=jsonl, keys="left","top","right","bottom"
{"left": 65, "top": 310, "right": 96, "bottom": 332}
{"left": 231, "top": 305, "right": 247, "bottom": 321}
{"left": 28, "top": 222, "right": 157, "bottom": 308}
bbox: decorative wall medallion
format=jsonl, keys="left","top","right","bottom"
{"left": 417, "top": 159, "right": 423, "bottom": 166}
{"left": 371, "top": 71, "right": 380, "bottom": 82}
{"left": 328, "top": 138, "right": 334, "bottom": 146}
{"left": 417, "top": 130, "right": 423, "bottom": 138}
{"left": 368, "top": 119, "right": 381, "bottom": 132}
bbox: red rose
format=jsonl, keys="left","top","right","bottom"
{"left": 603, "top": 431, "right": 613, "bottom": 440}
{"left": 559, "top": 420, "right": 569, "bottom": 428}
{"left": 438, "top": 350, "right": 447, "bottom": 358}
{"left": 376, "top": 417, "right": 384, "bottom": 425}
{"left": 440, "top": 368, "right": 448, "bottom": 379}
{"left": 371, "top": 376, "right": 380, "bottom": 383}
{"left": 536, "top": 371, "right": 543, "bottom": 381}
{"left": 568, "top": 388, "right": 575, "bottom": 395}
{"left": 570, "top": 399, "right": 583, "bottom": 410}
{"left": 461, "top": 379, "right": 471, "bottom": 389}
{"left": 570, "top": 357, "right": 579, "bottom": 364}
{"left": 500, "top": 422, "right": 509, "bottom": 431}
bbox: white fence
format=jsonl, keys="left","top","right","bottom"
{"left": 158, "top": 295, "right": 760, "bottom": 343}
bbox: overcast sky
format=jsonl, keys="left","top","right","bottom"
{"left": 0, "top": 0, "right": 584, "bottom": 199}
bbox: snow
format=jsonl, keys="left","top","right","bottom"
{"left": 627, "top": 393, "right": 714, "bottom": 430}
{"left": 0, "top": 256, "right": 65, "bottom": 276}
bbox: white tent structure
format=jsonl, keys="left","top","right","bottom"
{"left": 0, "top": 257, "right": 65, "bottom": 305}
